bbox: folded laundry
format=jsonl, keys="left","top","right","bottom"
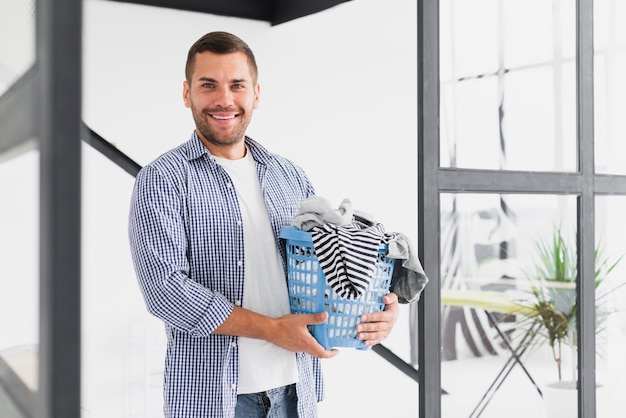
{"left": 291, "top": 196, "right": 428, "bottom": 303}
{"left": 290, "top": 196, "right": 354, "bottom": 231}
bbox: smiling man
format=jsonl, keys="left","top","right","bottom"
{"left": 128, "top": 31, "right": 399, "bottom": 418}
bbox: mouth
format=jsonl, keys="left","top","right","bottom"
{"left": 209, "top": 112, "right": 238, "bottom": 120}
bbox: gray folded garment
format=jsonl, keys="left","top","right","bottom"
{"left": 386, "top": 233, "right": 429, "bottom": 304}
{"left": 291, "top": 196, "right": 353, "bottom": 231}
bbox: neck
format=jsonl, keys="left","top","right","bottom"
{"left": 199, "top": 135, "right": 247, "bottom": 160}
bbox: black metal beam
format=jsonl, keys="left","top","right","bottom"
{"left": 37, "top": 0, "right": 83, "bottom": 417}
{"left": 437, "top": 168, "right": 600, "bottom": 195}
{"left": 372, "top": 344, "right": 420, "bottom": 383}
{"left": 594, "top": 174, "right": 626, "bottom": 195}
{"left": 371, "top": 344, "right": 450, "bottom": 396}
{"left": 108, "top": 0, "right": 272, "bottom": 22}
{"left": 0, "top": 66, "right": 37, "bottom": 162}
{"left": 577, "top": 0, "right": 596, "bottom": 415}
{"left": 106, "top": 0, "right": 351, "bottom": 25}
{"left": 438, "top": 168, "right": 626, "bottom": 196}
{"left": 417, "top": 0, "right": 442, "bottom": 417}
{"left": 82, "top": 124, "right": 141, "bottom": 177}
{"left": 271, "top": 0, "right": 351, "bottom": 25}
{"left": 437, "top": 168, "right": 626, "bottom": 197}
{"left": 438, "top": 169, "right": 583, "bottom": 194}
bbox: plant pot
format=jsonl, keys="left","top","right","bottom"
{"left": 543, "top": 381, "right": 605, "bottom": 418}
{"left": 543, "top": 381, "right": 577, "bottom": 418}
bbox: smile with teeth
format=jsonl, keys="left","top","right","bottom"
{"left": 211, "top": 114, "right": 237, "bottom": 120}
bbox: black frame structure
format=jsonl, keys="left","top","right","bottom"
{"left": 417, "top": 0, "right": 441, "bottom": 416}
{"left": 37, "top": 0, "right": 83, "bottom": 415}
{"left": 3, "top": 0, "right": 626, "bottom": 417}
{"left": 0, "top": 0, "right": 83, "bottom": 417}
{"left": 417, "top": 0, "right": 626, "bottom": 417}
{"left": 107, "top": 0, "right": 352, "bottom": 26}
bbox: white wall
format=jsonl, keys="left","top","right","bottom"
{"left": 82, "top": 0, "right": 419, "bottom": 228}
{"left": 80, "top": 0, "right": 419, "bottom": 417}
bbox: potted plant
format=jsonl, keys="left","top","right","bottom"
{"left": 526, "top": 224, "right": 622, "bottom": 383}
{"left": 521, "top": 225, "right": 622, "bottom": 416}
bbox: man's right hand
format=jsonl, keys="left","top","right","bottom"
{"left": 213, "top": 307, "right": 339, "bottom": 358}
{"left": 270, "top": 312, "right": 339, "bottom": 358}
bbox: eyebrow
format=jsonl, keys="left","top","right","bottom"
{"left": 197, "top": 77, "right": 249, "bottom": 84}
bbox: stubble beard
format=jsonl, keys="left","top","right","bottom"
{"left": 192, "top": 105, "right": 250, "bottom": 149}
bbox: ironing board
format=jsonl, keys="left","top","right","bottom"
{"left": 441, "top": 289, "right": 542, "bottom": 417}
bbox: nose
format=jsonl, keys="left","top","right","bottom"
{"left": 214, "top": 85, "right": 234, "bottom": 108}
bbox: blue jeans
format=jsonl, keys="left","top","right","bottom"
{"left": 234, "top": 384, "right": 298, "bottom": 418}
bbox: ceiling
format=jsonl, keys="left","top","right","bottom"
{"left": 108, "top": 0, "right": 352, "bottom": 26}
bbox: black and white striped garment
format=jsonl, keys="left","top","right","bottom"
{"left": 310, "top": 222, "right": 387, "bottom": 299}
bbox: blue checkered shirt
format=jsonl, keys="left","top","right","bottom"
{"left": 128, "top": 132, "right": 323, "bottom": 418}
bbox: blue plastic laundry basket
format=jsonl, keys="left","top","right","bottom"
{"left": 279, "top": 226, "right": 395, "bottom": 350}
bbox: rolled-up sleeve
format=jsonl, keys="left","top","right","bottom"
{"left": 128, "top": 164, "right": 233, "bottom": 336}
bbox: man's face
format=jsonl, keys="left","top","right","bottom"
{"left": 183, "top": 51, "right": 260, "bottom": 157}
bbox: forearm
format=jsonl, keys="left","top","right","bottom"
{"left": 214, "top": 307, "right": 338, "bottom": 359}
{"left": 213, "top": 306, "right": 276, "bottom": 340}
{"left": 214, "top": 294, "right": 400, "bottom": 352}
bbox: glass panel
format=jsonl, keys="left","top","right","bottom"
{"left": 595, "top": 196, "right": 626, "bottom": 417}
{"left": 0, "top": 151, "right": 40, "bottom": 393}
{"left": 0, "top": 2, "right": 37, "bottom": 415}
{"left": 440, "top": 193, "right": 578, "bottom": 417}
{"left": 440, "top": 0, "right": 577, "bottom": 172}
{"left": 0, "top": 385, "right": 26, "bottom": 418}
{"left": 0, "top": 0, "right": 35, "bottom": 94}
{"left": 81, "top": 144, "right": 164, "bottom": 417}
{"left": 594, "top": 0, "right": 626, "bottom": 175}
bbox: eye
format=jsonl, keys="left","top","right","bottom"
{"left": 201, "top": 82, "right": 215, "bottom": 88}
{"left": 232, "top": 84, "right": 245, "bottom": 90}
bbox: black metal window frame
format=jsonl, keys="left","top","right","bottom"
{"left": 3, "top": 1, "right": 625, "bottom": 417}
{"left": 417, "top": 0, "right": 626, "bottom": 417}
{"left": 0, "top": 1, "right": 83, "bottom": 416}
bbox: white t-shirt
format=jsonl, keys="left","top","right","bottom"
{"left": 214, "top": 149, "right": 299, "bottom": 394}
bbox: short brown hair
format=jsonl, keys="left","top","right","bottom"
{"left": 185, "top": 31, "right": 258, "bottom": 83}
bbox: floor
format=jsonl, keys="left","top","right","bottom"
{"left": 2, "top": 309, "right": 625, "bottom": 417}
{"left": 316, "top": 309, "right": 626, "bottom": 418}
{"left": 317, "top": 346, "right": 624, "bottom": 418}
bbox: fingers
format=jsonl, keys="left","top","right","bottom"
{"left": 307, "top": 311, "right": 329, "bottom": 325}
{"left": 355, "top": 292, "right": 400, "bottom": 346}
{"left": 382, "top": 292, "right": 399, "bottom": 306}
{"left": 316, "top": 347, "right": 340, "bottom": 359}
{"left": 301, "top": 312, "right": 339, "bottom": 358}
{"left": 355, "top": 321, "right": 392, "bottom": 346}
{"left": 360, "top": 292, "right": 400, "bottom": 324}
{"left": 283, "top": 293, "right": 400, "bottom": 353}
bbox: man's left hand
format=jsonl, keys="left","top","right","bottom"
{"left": 355, "top": 292, "right": 400, "bottom": 346}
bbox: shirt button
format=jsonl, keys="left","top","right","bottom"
{"left": 231, "top": 383, "right": 237, "bottom": 390}
{"left": 231, "top": 341, "right": 237, "bottom": 348}
{"left": 235, "top": 300, "right": 242, "bottom": 306}
{"left": 237, "top": 220, "right": 242, "bottom": 226}
{"left": 226, "top": 182, "right": 233, "bottom": 189}
{"left": 237, "top": 260, "right": 243, "bottom": 267}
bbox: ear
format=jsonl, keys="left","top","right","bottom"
{"left": 253, "top": 83, "right": 261, "bottom": 110}
{"left": 183, "top": 80, "right": 191, "bottom": 108}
